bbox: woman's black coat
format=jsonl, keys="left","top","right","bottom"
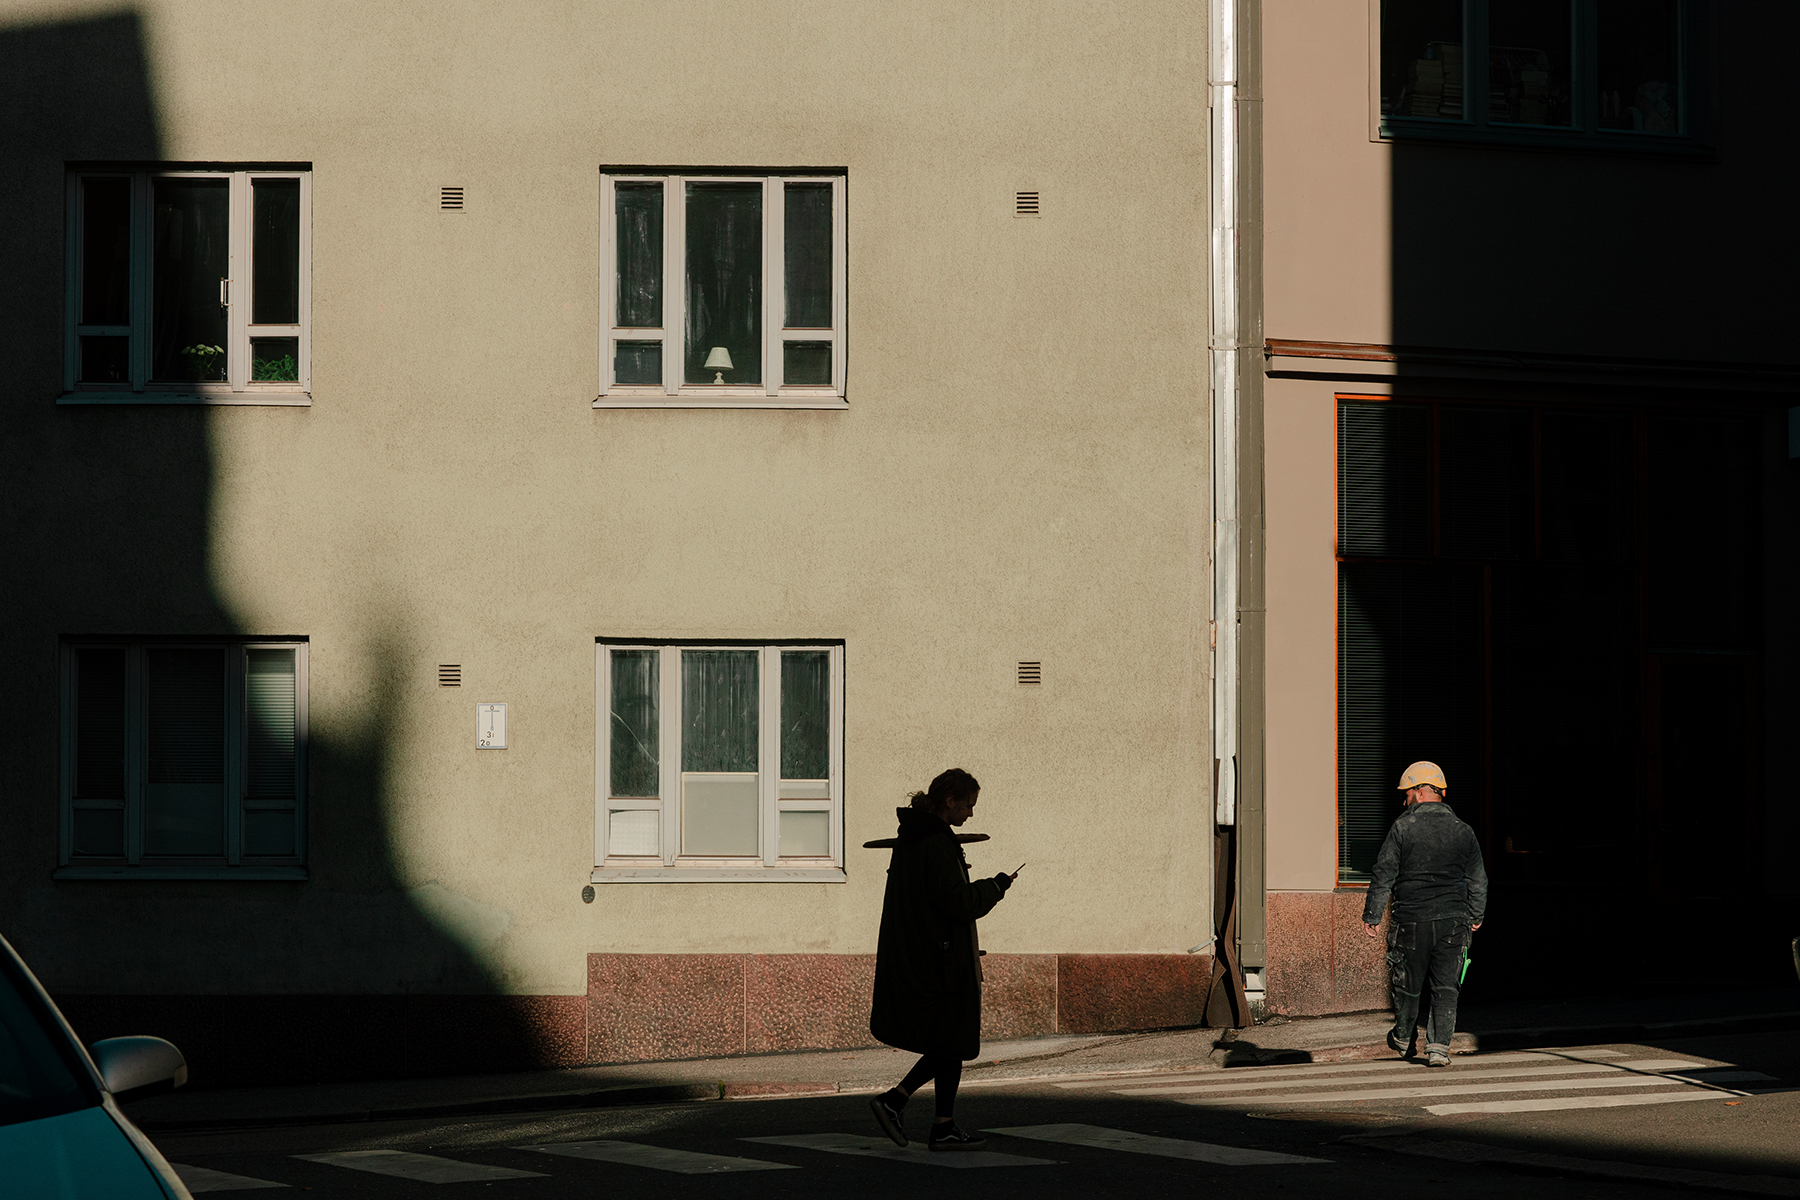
{"left": 869, "top": 808, "right": 1009, "bottom": 1060}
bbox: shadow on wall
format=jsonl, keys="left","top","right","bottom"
{"left": 0, "top": 11, "right": 574, "bottom": 1086}
{"left": 1372, "top": 4, "right": 1800, "bottom": 997}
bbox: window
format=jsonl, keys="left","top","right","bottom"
{"left": 58, "top": 640, "right": 307, "bottom": 878}
{"left": 595, "top": 641, "right": 844, "bottom": 881}
{"left": 64, "top": 167, "right": 311, "bottom": 400}
{"left": 1336, "top": 396, "right": 1758, "bottom": 894}
{"left": 1375, "top": 1, "right": 1706, "bottom": 149}
{"left": 599, "top": 172, "right": 846, "bottom": 406}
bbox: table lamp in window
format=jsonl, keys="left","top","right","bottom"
{"left": 704, "top": 346, "right": 733, "bottom": 384}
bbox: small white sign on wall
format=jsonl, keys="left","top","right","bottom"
{"left": 476, "top": 702, "right": 507, "bottom": 749}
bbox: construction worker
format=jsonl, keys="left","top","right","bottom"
{"left": 1361, "top": 761, "right": 1487, "bottom": 1068}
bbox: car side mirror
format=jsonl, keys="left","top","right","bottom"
{"left": 89, "top": 1036, "right": 189, "bottom": 1101}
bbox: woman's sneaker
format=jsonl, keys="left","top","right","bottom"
{"left": 928, "top": 1122, "right": 988, "bottom": 1151}
{"left": 868, "top": 1091, "right": 908, "bottom": 1147}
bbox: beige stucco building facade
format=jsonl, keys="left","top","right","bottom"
{"left": 1, "top": 1, "right": 1232, "bottom": 1081}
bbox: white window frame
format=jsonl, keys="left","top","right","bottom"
{"left": 597, "top": 172, "right": 847, "bottom": 409}
{"left": 56, "top": 638, "right": 309, "bottom": 880}
{"left": 594, "top": 641, "right": 845, "bottom": 882}
{"left": 62, "top": 166, "right": 312, "bottom": 405}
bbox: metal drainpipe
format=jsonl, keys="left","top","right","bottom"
{"left": 1209, "top": 0, "right": 1266, "bottom": 1013}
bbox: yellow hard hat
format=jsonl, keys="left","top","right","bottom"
{"left": 1398, "top": 761, "right": 1447, "bottom": 791}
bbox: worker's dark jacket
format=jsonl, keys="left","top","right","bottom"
{"left": 1361, "top": 801, "right": 1488, "bottom": 926}
{"left": 869, "top": 808, "right": 1010, "bottom": 1060}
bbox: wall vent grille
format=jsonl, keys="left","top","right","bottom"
{"left": 440, "top": 186, "right": 464, "bottom": 211}
{"left": 1016, "top": 661, "right": 1043, "bottom": 686}
{"left": 1014, "top": 191, "right": 1040, "bottom": 217}
{"left": 438, "top": 664, "right": 462, "bottom": 687}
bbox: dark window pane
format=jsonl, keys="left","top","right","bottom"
{"left": 246, "top": 649, "right": 296, "bottom": 801}
{"left": 610, "top": 650, "right": 660, "bottom": 797}
{"left": 1541, "top": 410, "right": 1633, "bottom": 563}
{"left": 1489, "top": 0, "right": 1572, "bottom": 126}
{"left": 1656, "top": 660, "right": 1750, "bottom": 893}
{"left": 1380, "top": 0, "right": 1465, "bottom": 119}
{"left": 1490, "top": 564, "right": 1636, "bottom": 885}
{"left": 78, "top": 336, "right": 129, "bottom": 384}
{"left": 251, "top": 337, "right": 299, "bottom": 382}
{"left": 1339, "top": 563, "right": 1484, "bottom": 881}
{"left": 145, "top": 648, "right": 224, "bottom": 856}
{"left": 72, "top": 809, "right": 125, "bottom": 857}
{"left": 616, "top": 183, "right": 663, "bottom": 328}
{"left": 1646, "top": 416, "right": 1755, "bottom": 651}
{"left": 614, "top": 340, "right": 662, "bottom": 387}
{"left": 780, "top": 651, "right": 830, "bottom": 780}
{"left": 1440, "top": 407, "right": 1533, "bottom": 560}
{"left": 80, "top": 177, "right": 131, "bottom": 326}
{"left": 784, "top": 183, "right": 832, "bottom": 327}
{"left": 1339, "top": 402, "right": 1430, "bottom": 557}
{"left": 685, "top": 183, "right": 761, "bottom": 386}
{"left": 74, "top": 649, "right": 126, "bottom": 799}
{"left": 681, "top": 649, "right": 758, "bottom": 773}
{"left": 244, "top": 810, "right": 296, "bottom": 857}
{"left": 1597, "top": 0, "right": 1679, "bottom": 133}
{"left": 251, "top": 179, "right": 300, "bottom": 325}
{"left": 783, "top": 341, "right": 832, "bottom": 386}
{"left": 152, "top": 178, "right": 229, "bottom": 382}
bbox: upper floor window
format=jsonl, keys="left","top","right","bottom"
{"left": 65, "top": 167, "right": 311, "bottom": 402}
{"left": 1377, "top": 1, "right": 1708, "bottom": 150}
{"left": 58, "top": 639, "right": 308, "bottom": 879}
{"left": 595, "top": 641, "right": 844, "bottom": 881}
{"left": 599, "top": 172, "right": 846, "bottom": 407}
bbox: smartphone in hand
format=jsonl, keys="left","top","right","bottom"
{"left": 1011, "top": 863, "right": 1026, "bottom": 879}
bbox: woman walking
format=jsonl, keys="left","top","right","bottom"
{"left": 867, "top": 768, "right": 1018, "bottom": 1150}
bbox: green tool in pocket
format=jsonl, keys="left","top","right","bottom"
{"left": 1459, "top": 946, "right": 1472, "bottom": 985}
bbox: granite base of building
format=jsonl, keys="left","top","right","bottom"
{"left": 1264, "top": 889, "right": 1392, "bottom": 1017}
{"left": 53, "top": 952, "right": 1213, "bottom": 1085}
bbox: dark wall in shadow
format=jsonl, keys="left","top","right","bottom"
{"left": 0, "top": 12, "right": 562, "bottom": 1086}
{"left": 1376, "top": 4, "right": 1800, "bottom": 996}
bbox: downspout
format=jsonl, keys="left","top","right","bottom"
{"left": 1208, "top": 0, "right": 1265, "bottom": 1022}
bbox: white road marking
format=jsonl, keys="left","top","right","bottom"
{"left": 743, "top": 1133, "right": 1058, "bottom": 1168}
{"left": 1673, "top": 1071, "right": 1779, "bottom": 1084}
{"left": 170, "top": 1165, "right": 289, "bottom": 1192}
{"left": 987, "top": 1123, "right": 1330, "bottom": 1165}
{"left": 1053, "top": 1049, "right": 1626, "bottom": 1090}
{"left": 1124, "top": 1061, "right": 1628, "bottom": 1096}
{"left": 1425, "top": 1091, "right": 1736, "bottom": 1116}
{"left": 1607, "top": 1058, "right": 1712, "bottom": 1072}
{"left": 1182, "top": 1075, "right": 1694, "bottom": 1107}
{"left": 519, "top": 1140, "right": 795, "bottom": 1173}
{"left": 1363, "top": 1134, "right": 1800, "bottom": 1196}
{"left": 293, "top": 1150, "right": 545, "bottom": 1183}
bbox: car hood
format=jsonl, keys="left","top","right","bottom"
{"left": 0, "top": 1103, "right": 189, "bottom": 1198}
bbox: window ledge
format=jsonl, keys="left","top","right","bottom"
{"left": 593, "top": 396, "right": 847, "bottom": 411}
{"left": 1378, "top": 119, "right": 1714, "bottom": 159}
{"left": 53, "top": 866, "right": 308, "bottom": 881}
{"left": 58, "top": 391, "right": 311, "bottom": 407}
{"left": 590, "top": 866, "right": 845, "bottom": 883}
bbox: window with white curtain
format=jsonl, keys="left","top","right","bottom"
{"left": 595, "top": 641, "right": 844, "bottom": 881}
{"left": 598, "top": 172, "right": 846, "bottom": 407}
{"left": 58, "top": 639, "right": 308, "bottom": 879}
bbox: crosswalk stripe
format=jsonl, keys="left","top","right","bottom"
{"left": 519, "top": 1140, "right": 795, "bottom": 1173}
{"left": 1426, "top": 1091, "right": 1728, "bottom": 1116}
{"left": 170, "top": 1165, "right": 289, "bottom": 1192}
{"left": 986, "top": 1123, "right": 1330, "bottom": 1165}
{"left": 1053, "top": 1049, "right": 1626, "bottom": 1090}
{"left": 1606, "top": 1059, "right": 1713, "bottom": 1072}
{"left": 1182, "top": 1075, "right": 1695, "bottom": 1107}
{"left": 293, "top": 1150, "right": 545, "bottom": 1182}
{"left": 1122, "top": 1061, "right": 1628, "bottom": 1096}
{"left": 743, "top": 1133, "right": 1059, "bottom": 1168}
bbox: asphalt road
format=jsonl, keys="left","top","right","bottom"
{"left": 147, "top": 1031, "right": 1800, "bottom": 1199}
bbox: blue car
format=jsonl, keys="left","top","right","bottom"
{"left": 1, "top": 932, "right": 193, "bottom": 1198}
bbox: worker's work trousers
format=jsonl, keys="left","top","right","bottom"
{"left": 1387, "top": 917, "right": 1470, "bottom": 1052}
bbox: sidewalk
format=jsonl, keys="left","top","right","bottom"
{"left": 122, "top": 983, "right": 1800, "bottom": 1134}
